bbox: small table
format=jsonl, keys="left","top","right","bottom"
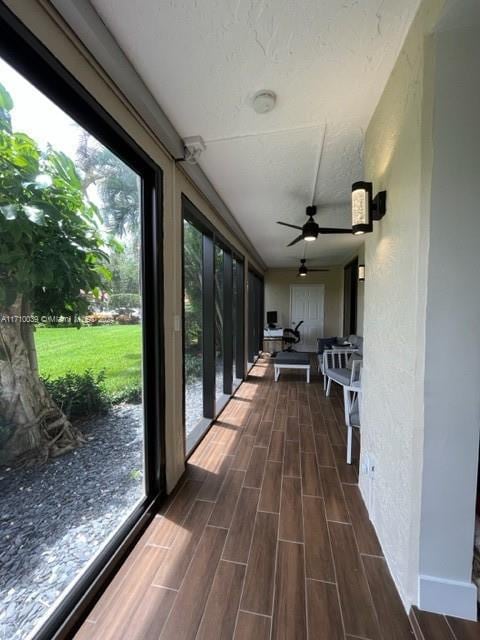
{"left": 263, "top": 336, "right": 284, "bottom": 354}
{"left": 273, "top": 352, "right": 311, "bottom": 383}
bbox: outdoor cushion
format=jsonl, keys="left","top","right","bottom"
{"left": 350, "top": 407, "right": 360, "bottom": 426}
{"left": 275, "top": 352, "right": 310, "bottom": 365}
{"left": 317, "top": 337, "right": 336, "bottom": 354}
{"left": 346, "top": 352, "right": 363, "bottom": 370}
{"left": 325, "top": 367, "right": 351, "bottom": 386}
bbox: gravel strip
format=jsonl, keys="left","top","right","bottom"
{"left": 0, "top": 405, "right": 143, "bottom": 640}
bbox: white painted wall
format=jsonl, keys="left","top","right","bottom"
{"left": 264, "top": 268, "right": 343, "bottom": 338}
{"left": 360, "top": 0, "right": 443, "bottom": 610}
{"left": 418, "top": 23, "right": 480, "bottom": 620}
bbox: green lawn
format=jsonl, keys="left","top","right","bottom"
{"left": 35, "top": 325, "right": 142, "bottom": 395}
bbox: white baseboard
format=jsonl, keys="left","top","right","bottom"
{"left": 418, "top": 574, "right": 478, "bottom": 620}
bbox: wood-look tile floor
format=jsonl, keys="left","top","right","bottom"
{"left": 75, "top": 357, "right": 478, "bottom": 640}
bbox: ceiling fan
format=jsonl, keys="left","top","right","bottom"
{"left": 277, "top": 205, "right": 352, "bottom": 247}
{"left": 297, "top": 258, "right": 329, "bottom": 277}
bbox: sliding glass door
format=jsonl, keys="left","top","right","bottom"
{"left": 182, "top": 197, "right": 245, "bottom": 452}
{"left": 248, "top": 269, "right": 264, "bottom": 367}
{"left": 215, "top": 244, "right": 225, "bottom": 402}
{"left": 233, "top": 257, "right": 245, "bottom": 384}
{"left": 0, "top": 16, "right": 164, "bottom": 640}
{"left": 183, "top": 219, "right": 205, "bottom": 438}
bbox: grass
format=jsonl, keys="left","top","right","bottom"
{"left": 35, "top": 325, "right": 142, "bottom": 396}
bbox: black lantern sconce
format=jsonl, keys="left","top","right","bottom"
{"left": 351, "top": 181, "right": 387, "bottom": 235}
{"left": 358, "top": 264, "right": 365, "bottom": 281}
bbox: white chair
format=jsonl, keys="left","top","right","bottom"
{"left": 343, "top": 360, "right": 362, "bottom": 464}
{"left": 322, "top": 348, "right": 360, "bottom": 396}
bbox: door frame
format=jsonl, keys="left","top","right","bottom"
{"left": 343, "top": 257, "right": 359, "bottom": 335}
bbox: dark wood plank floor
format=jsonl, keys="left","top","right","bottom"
{"left": 75, "top": 356, "right": 479, "bottom": 639}
{"left": 410, "top": 606, "right": 480, "bottom": 640}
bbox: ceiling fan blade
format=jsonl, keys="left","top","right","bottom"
{"left": 287, "top": 234, "right": 304, "bottom": 247}
{"left": 317, "top": 227, "right": 353, "bottom": 234}
{"left": 277, "top": 221, "right": 303, "bottom": 230}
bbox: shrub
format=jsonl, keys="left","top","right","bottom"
{"left": 185, "top": 352, "right": 202, "bottom": 380}
{"left": 43, "top": 370, "right": 110, "bottom": 419}
{"left": 108, "top": 293, "right": 141, "bottom": 309}
{"left": 110, "top": 383, "right": 142, "bottom": 405}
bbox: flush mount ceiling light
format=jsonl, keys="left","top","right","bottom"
{"left": 351, "top": 181, "right": 387, "bottom": 234}
{"left": 252, "top": 90, "right": 276, "bottom": 114}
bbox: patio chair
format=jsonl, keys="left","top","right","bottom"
{"left": 343, "top": 360, "right": 362, "bottom": 464}
{"left": 322, "top": 348, "right": 361, "bottom": 396}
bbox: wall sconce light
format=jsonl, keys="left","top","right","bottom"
{"left": 351, "top": 181, "right": 387, "bottom": 235}
{"left": 358, "top": 264, "right": 365, "bottom": 281}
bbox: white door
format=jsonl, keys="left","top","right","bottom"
{"left": 289, "top": 285, "right": 325, "bottom": 352}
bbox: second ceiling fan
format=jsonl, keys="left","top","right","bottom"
{"left": 297, "top": 259, "right": 328, "bottom": 277}
{"left": 277, "top": 205, "right": 352, "bottom": 246}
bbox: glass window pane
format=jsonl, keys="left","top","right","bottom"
{"left": 0, "top": 58, "right": 146, "bottom": 639}
{"left": 183, "top": 220, "right": 204, "bottom": 439}
{"left": 232, "top": 259, "right": 237, "bottom": 381}
{"left": 215, "top": 245, "right": 225, "bottom": 401}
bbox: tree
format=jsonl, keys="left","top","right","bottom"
{"left": 76, "top": 131, "right": 140, "bottom": 238}
{"left": 0, "top": 83, "right": 113, "bottom": 462}
{"left": 77, "top": 132, "right": 140, "bottom": 290}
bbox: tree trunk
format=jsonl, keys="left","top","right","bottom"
{"left": 0, "top": 296, "right": 84, "bottom": 464}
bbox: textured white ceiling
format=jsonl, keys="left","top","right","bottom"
{"left": 92, "top": 0, "right": 420, "bottom": 267}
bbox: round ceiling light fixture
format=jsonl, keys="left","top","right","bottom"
{"left": 252, "top": 90, "right": 276, "bottom": 114}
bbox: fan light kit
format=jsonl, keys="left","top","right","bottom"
{"left": 277, "top": 205, "right": 352, "bottom": 247}
{"left": 297, "top": 259, "right": 329, "bottom": 278}
{"left": 351, "top": 181, "right": 387, "bottom": 234}
{"left": 252, "top": 90, "right": 276, "bottom": 114}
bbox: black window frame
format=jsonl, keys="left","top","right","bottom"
{"left": 247, "top": 267, "right": 264, "bottom": 367}
{"left": 233, "top": 257, "right": 245, "bottom": 382}
{"left": 0, "top": 6, "right": 166, "bottom": 640}
{"left": 182, "top": 195, "right": 245, "bottom": 455}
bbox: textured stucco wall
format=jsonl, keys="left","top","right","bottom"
{"left": 361, "top": 0, "right": 444, "bottom": 609}
{"left": 264, "top": 268, "right": 343, "bottom": 339}
{"left": 419, "top": 23, "right": 480, "bottom": 619}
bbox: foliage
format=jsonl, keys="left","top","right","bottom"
{"left": 35, "top": 325, "right": 142, "bottom": 397}
{"left": 183, "top": 220, "right": 203, "bottom": 366}
{"left": 43, "top": 370, "right": 110, "bottom": 419}
{"left": 0, "top": 83, "right": 114, "bottom": 316}
{"left": 110, "top": 383, "right": 142, "bottom": 405}
{"left": 109, "top": 246, "right": 140, "bottom": 296}
{"left": 183, "top": 219, "right": 225, "bottom": 380}
{"left": 185, "top": 353, "right": 202, "bottom": 381}
{"left": 76, "top": 131, "right": 140, "bottom": 238}
{"left": 77, "top": 132, "right": 141, "bottom": 305}
{"left": 108, "top": 292, "right": 141, "bottom": 309}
